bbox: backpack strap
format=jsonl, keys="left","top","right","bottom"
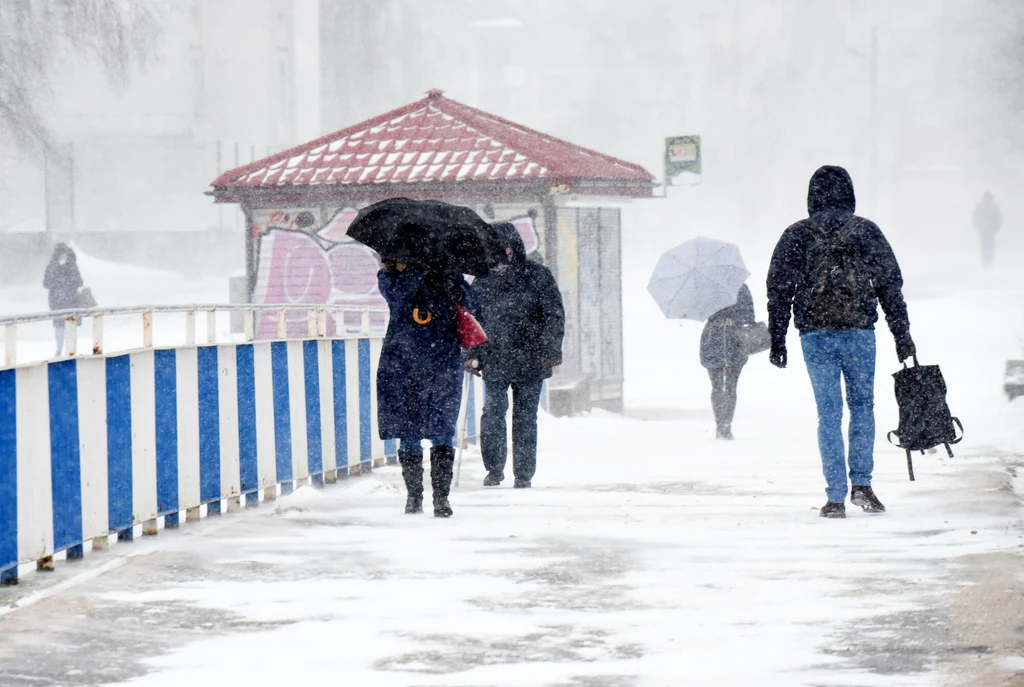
{"left": 887, "top": 430, "right": 904, "bottom": 449}
{"left": 906, "top": 450, "right": 915, "bottom": 481}
{"left": 949, "top": 417, "right": 964, "bottom": 445}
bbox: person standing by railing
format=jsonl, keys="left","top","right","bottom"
{"left": 43, "top": 243, "right": 83, "bottom": 357}
{"left": 377, "top": 262, "right": 475, "bottom": 518}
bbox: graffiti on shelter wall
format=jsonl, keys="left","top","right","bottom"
{"left": 251, "top": 206, "right": 384, "bottom": 337}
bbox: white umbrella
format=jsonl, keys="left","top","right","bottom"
{"left": 647, "top": 237, "right": 750, "bottom": 321}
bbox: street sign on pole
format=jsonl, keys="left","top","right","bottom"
{"left": 665, "top": 135, "right": 701, "bottom": 186}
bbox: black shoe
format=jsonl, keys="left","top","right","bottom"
{"left": 431, "top": 446, "right": 455, "bottom": 517}
{"left": 399, "top": 451, "right": 424, "bottom": 514}
{"left": 851, "top": 485, "right": 886, "bottom": 513}
{"left": 819, "top": 501, "right": 846, "bottom": 519}
{"left": 513, "top": 478, "right": 532, "bottom": 489}
{"left": 483, "top": 471, "right": 503, "bottom": 487}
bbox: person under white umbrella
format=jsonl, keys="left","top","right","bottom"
{"left": 648, "top": 237, "right": 765, "bottom": 438}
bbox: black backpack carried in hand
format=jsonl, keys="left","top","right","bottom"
{"left": 887, "top": 357, "right": 963, "bottom": 481}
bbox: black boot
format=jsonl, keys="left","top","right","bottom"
{"left": 819, "top": 501, "right": 846, "bottom": 519}
{"left": 851, "top": 485, "right": 885, "bottom": 513}
{"left": 399, "top": 450, "right": 423, "bottom": 514}
{"left": 430, "top": 445, "right": 455, "bottom": 518}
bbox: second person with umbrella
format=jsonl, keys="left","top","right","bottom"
{"left": 700, "top": 283, "right": 756, "bottom": 439}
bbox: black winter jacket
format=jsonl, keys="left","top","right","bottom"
{"left": 700, "top": 283, "right": 756, "bottom": 369}
{"left": 473, "top": 223, "right": 565, "bottom": 382}
{"left": 767, "top": 166, "right": 912, "bottom": 350}
{"left": 43, "top": 243, "right": 83, "bottom": 312}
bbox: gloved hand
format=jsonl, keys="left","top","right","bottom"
{"left": 464, "top": 358, "right": 483, "bottom": 377}
{"left": 769, "top": 345, "right": 787, "bottom": 369}
{"left": 896, "top": 336, "right": 916, "bottom": 364}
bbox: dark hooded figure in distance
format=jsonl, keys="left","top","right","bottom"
{"left": 467, "top": 222, "right": 564, "bottom": 489}
{"left": 767, "top": 166, "right": 915, "bottom": 519}
{"left": 43, "top": 242, "right": 83, "bottom": 357}
{"left": 699, "top": 282, "right": 755, "bottom": 440}
{"left": 972, "top": 190, "right": 1001, "bottom": 269}
{"left": 377, "top": 262, "right": 476, "bottom": 517}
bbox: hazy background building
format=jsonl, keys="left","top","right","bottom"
{"left": 1, "top": 0, "right": 1022, "bottom": 283}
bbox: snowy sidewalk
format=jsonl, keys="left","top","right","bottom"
{"left": 0, "top": 409, "right": 1020, "bottom": 687}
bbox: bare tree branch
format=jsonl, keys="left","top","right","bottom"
{"left": 0, "top": 0, "right": 156, "bottom": 151}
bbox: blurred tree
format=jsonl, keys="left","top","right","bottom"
{"left": 0, "top": 0, "right": 155, "bottom": 150}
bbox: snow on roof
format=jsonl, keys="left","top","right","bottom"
{"left": 211, "top": 91, "right": 653, "bottom": 190}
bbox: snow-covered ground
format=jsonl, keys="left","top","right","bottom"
{"left": 0, "top": 244, "right": 1021, "bottom": 686}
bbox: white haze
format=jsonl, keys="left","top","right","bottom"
{"left": 1, "top": 0, "right": 1022, "bottom": 296}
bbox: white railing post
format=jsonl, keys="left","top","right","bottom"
{"left": 65, "top": 315, "right": 77, "bottom": 356}
{"left": 307, "top": 309, "right": 317, "bottom": 338}
{"left": 277, "top": 309, "right": 287, "bottom": 340}
{"left": 4, "top": 323, "right": 15, "bottom": 367}
{"left": 92, "top": 314, "right": 104, "bottom": 355}
{"left": 185, "top": 310, "right": 196, "bottom": 346}
{"left": 244, "top": 309, "right": 255, "bottom": 342}
{"left": 360, "top": 311, "right": 371, "bottom": 337}
{"left": 317, "top": 308, "right": 327, "bottom": 338}
{"left": 142, "top": 310, "right": 154, "bottom": 348}
{"left": 207, "top": 309, "right": 217, "bottom": 345}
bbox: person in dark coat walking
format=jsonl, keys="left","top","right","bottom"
{"left": 377, "top": 263, "right": 474, "bottom": 517}
{"left": 699, "top": 283, "right": 755, "bottom": 440}
{"left": 43, "top": 243, "right": 83, "bottom": 357}
{"left": 767, "top": 165, "right": 915, "bottom": 519}
{"left": 972, "top": 190, "right": 1001, "bottom": 269}
{"left": 467, "top": 222, "right": 564, "bottom": 489}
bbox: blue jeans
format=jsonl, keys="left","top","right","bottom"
{"left": 800, "top": 330, "right": 876, "bottom": 503}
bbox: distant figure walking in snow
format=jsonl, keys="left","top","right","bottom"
{"left": 468, "top": 222, "right": 564, "bottom": 489}
{"left": 43, "top": 243, "right": 82, "bottom": 357}
{"left": 767, "top": 166, "right": 915, "bottom": 519}
{"left": 972, "top": 190, "right": 1001, "bottom": 269}
{"left": 700, "top": 283, "right": 755, "bottom": 440}
{"left": 378, "top": 263, "right": 474, "bottom": 517}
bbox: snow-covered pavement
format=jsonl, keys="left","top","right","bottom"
{"left": 0, "top": 410, "right": 1020, "bottom": 686}
{"left": 0, "top": 248, "right": 1022, "bottom": 686}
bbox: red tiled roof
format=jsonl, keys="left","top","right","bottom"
{"left": 211, "top": 91, "right": 653, "bottom": 191}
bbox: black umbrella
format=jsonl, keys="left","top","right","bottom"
{"left": 347, "top": 198, "right": 497, "bottom": 276}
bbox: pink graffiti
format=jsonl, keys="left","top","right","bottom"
{"left": 253, "top": 229, "right": 384, "bottom": 338}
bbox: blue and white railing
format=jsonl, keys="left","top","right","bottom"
{"left": 0, "top": 303, "right": 437, "bottom": 585}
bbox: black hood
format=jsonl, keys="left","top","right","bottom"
{"left": 807, "top": 165, "right": 856, "bottom": 216}
{"left": 50, "top": 242, "right": 77, "bottom": 266}
{"left": 492, "top": 222, "right": 526, "bottom": 264}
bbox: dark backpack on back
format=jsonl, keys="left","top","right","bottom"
{"left": 804, "top": 217, "right": 869, "bottom": 327}
{"left": 887, "top": 358, "right": 964, "bottom": 481}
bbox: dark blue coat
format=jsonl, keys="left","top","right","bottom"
{"left": 700, "top": 283, "right": 755, "bottom": 369}
{"left": 377, "top": 268, "right": 473, "bottom": 441}
{"left": 473, "top": 223, "right": 564, "bottom": 383}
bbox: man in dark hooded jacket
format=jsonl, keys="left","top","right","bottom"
{"left": 467, "top": 222, "right": 564, "bottom": 488}
{"left": 767, "top": 166, "right": 915, "bottom": 519}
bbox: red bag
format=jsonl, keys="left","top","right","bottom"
{"left": 455, "top": 305, "right": 487, "bottom": 348}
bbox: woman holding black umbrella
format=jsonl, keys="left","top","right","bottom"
{"left": 350, "top": 198, "right": 494, "bottom": 518}
{"left": 377, "top": 262, "right": 474, "bottom": 517}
